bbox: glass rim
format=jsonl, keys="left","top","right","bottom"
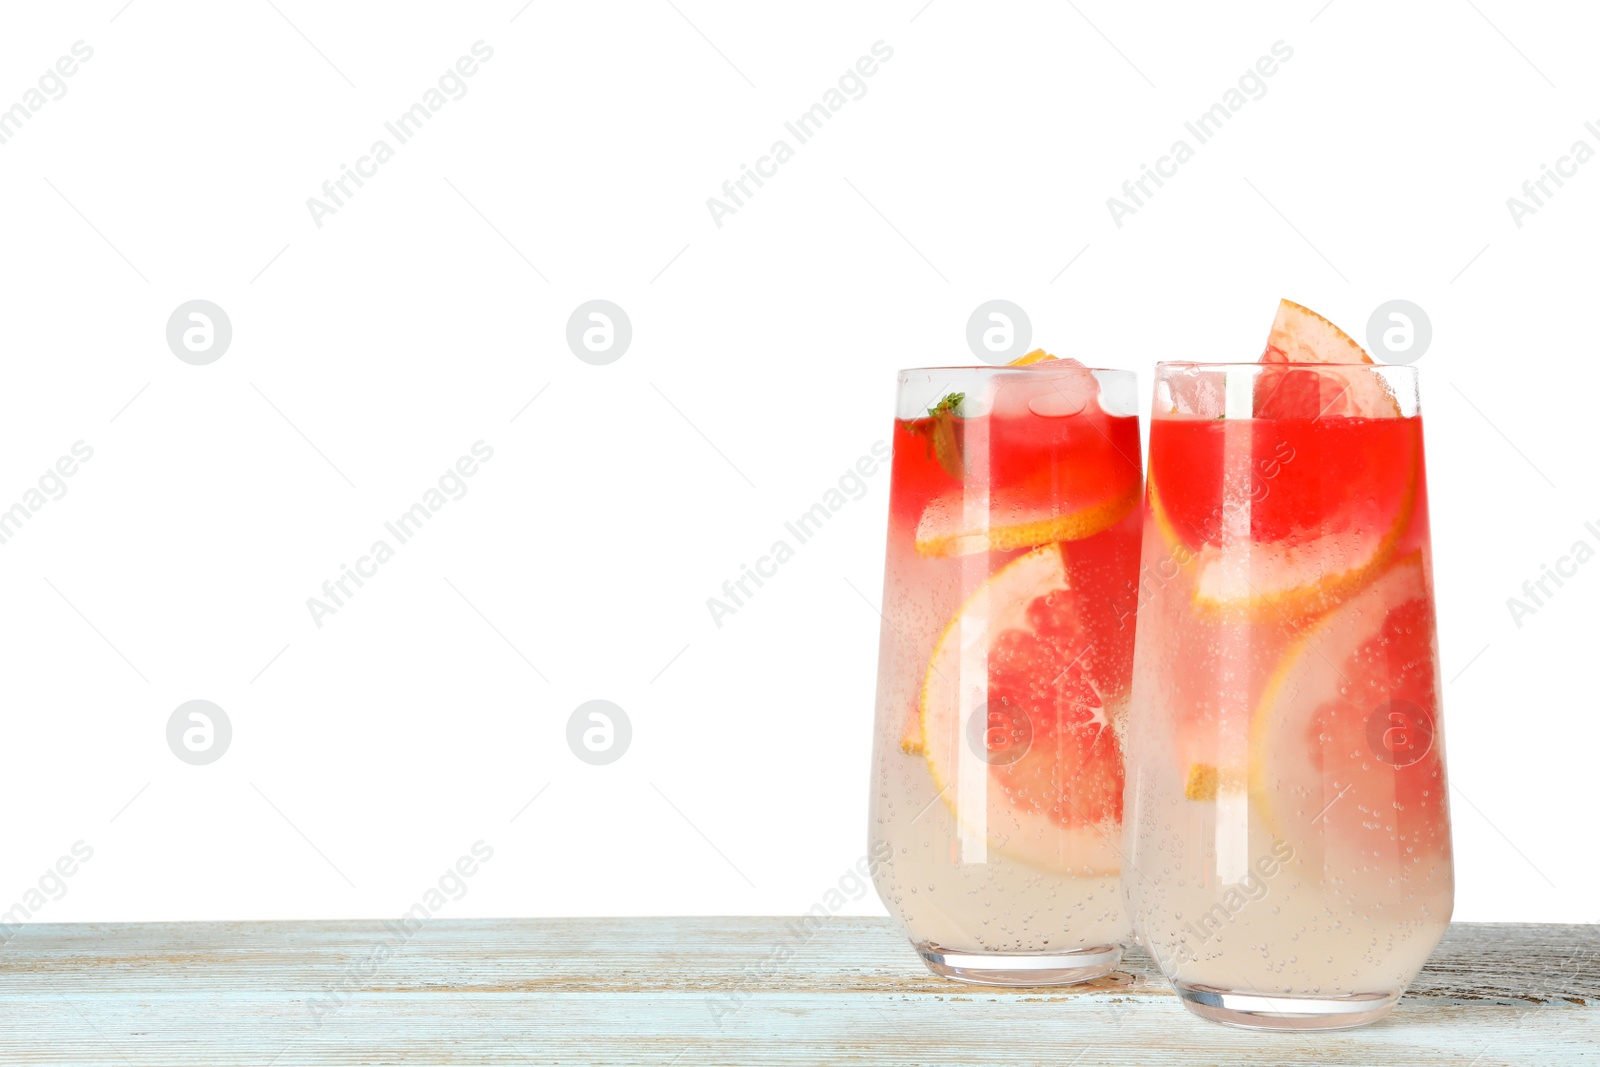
{"left": 897, "top": 363, "right": 1134, "bottom": 375}
{"left": 1156, "top": 360, "right": 1412, "bottom": 371}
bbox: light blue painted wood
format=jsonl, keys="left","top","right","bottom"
{"left": 0, "top": 918, "right": 1593, "bottom": 1064}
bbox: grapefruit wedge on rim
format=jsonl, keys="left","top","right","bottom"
{"left": 1249, "top": 553, "right": 1450, "bottom": 862}
{"left": 917, "top": 543, "right": 1125, "bottom": 875}
{"left": 1256, "top": 298, "right": 1401, "bottom": 419}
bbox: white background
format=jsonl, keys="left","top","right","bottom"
{"left": 0, "top": 0, "right": 1594, "bottom": 926}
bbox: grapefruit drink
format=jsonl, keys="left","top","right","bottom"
{"left": 1123, "top": 301, "right": 1452, "bottom": 1029}
{"left": 868, "top": 354, "right": 1143, "bottom": 985}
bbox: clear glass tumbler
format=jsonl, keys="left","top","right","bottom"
{"left": 868, "top": 361, "right": 1143, "bottom": 985}
{"left": 1123, "top": 361, "right": 1452, "bottom": 1028}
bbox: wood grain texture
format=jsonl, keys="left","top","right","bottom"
{"left": 0, "top": 918, "right": 1595, "bottom": 1065}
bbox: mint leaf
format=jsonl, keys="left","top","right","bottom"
{"left": 906, "top": 392, "right": 966, "bottom": 480}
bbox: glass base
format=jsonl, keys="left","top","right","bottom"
{"left": 1175, "top": 982, "right": 1400, "bottom": 1030}
{"left": 916, "top": 943, "right": 1121, "bottom": 987}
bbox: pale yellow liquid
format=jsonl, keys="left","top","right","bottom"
{"left": 1124, "top": 730, "right": 1452, "bottom": 994}
{"left": 870, "top": 732, "right": 1128, "bottom": 955}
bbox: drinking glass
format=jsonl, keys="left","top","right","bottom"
{"left": 1123, "top": 361, "right": 1452, "bottom": 1028}
{"left": 867, "top": 361, "right": 1143, "bottom": 985}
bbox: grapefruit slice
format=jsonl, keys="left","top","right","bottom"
{"left": 1262, "top": 298, "right": 1369, "bottom": 363}
{"left": 914, "top": 477, "right": 1139, "bottom": 558}
{"left": 1250, "top": 554, "right": 1450, "bottom": 862}
{"left": 1255, "top": 299, "right": 1400, "bottom": 419}
{"left": 1190, "top": 460, "right": 1415, "bottom": 619}
{"left": 1185, "top": 419, "right": 1420, "bottom": 619}
{"left": 918, "top": 544, "right": 1124, "bottom": 875}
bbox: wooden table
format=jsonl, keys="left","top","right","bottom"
{"left": 0, "top": 917, "right": 1595, "bottom": 1064}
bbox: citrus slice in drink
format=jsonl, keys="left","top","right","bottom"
{"left": 1157, "top": 415, "right": 1421, "bottom": 618}
{"left": 1250, "top": 553, "right": 1450, "bottom": 862}
{"left": 918, "top": 544, "right": 1124, "bottom": 875}
{"left": 1255, "top": 298, "right": 1401, "bottom": 419}
{"left": 914, "top": 476, "right": 1139, "bottom": 558}
{"left": 1189, "top": 463, "right": 1415, "bottom": 619}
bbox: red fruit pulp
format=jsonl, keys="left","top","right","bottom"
{"left": 1309, "top": 590, "right": 1449, "bottom": 859}
{"left": 985, "top": 584, "right": 1125, "bottom": 826}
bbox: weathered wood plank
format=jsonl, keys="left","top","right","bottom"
{"left": 0, "top": 918, "right": 1593, "bottom": 1065}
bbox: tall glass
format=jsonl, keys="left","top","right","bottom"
{"left": 1124, "top": 361, "right": 1452, "bottom": 1028}
{"left": 868, "top": 362, "right": 1143, "bottom": 985}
